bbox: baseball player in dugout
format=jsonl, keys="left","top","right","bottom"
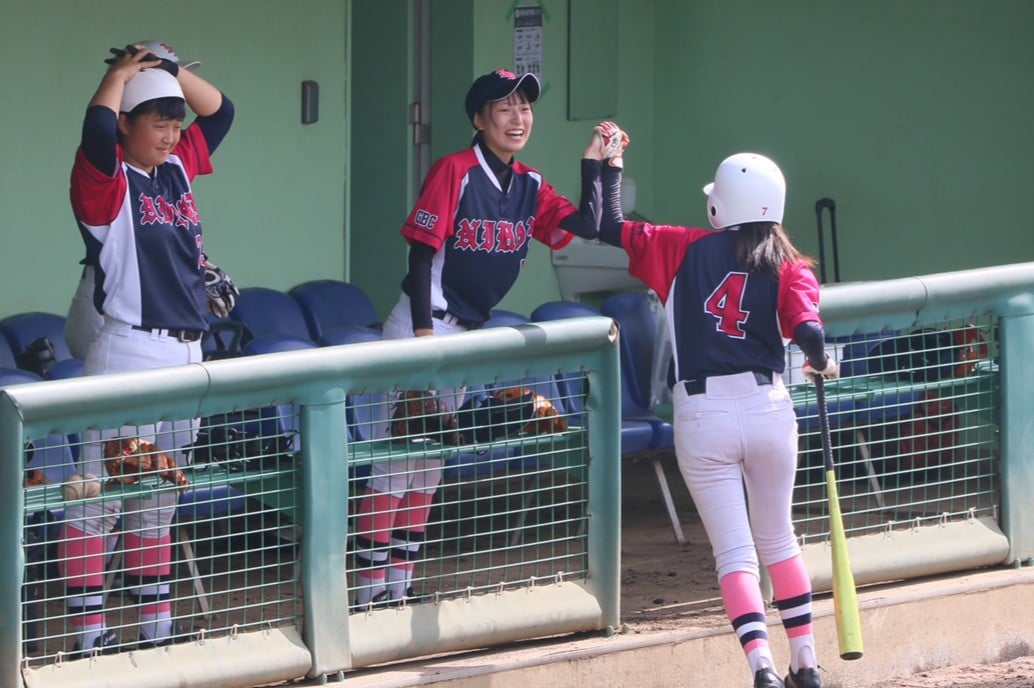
{"left": 351, "top": 68, "right": 615, "bottom": 610}
{"left": 60, "top": 40, "right": 235, "bottom": 657}
{"left": 596, "top": 133, "right": 838, "bottom": 688}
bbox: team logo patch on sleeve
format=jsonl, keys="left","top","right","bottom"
{"left": 414, "top": 209, "right": 439, "bottom": 230}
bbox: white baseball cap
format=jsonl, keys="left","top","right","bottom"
{"left": 138, "top": 40, "right": 201, "bottom": 71}
{"left": 120, "top": 68, "right": 185, "bottom": 113}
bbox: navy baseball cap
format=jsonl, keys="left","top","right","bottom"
{"left": 464, "top": 69, "right": 541, "bottom": 124}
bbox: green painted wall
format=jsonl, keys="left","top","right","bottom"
{"left": 349, "top": 0, "right": 415, "bottom": 315}
{"left": 650, "top": 0, "right": 1034, "bottom": 282}
{"left": 0, "top": 0, "right": 348, "bottom": 317}
{"left": 0, "top": 0, "right": 1030, "bottom": 327}
{"left": 446, "top": 0, "right": 655, "bottom": 316}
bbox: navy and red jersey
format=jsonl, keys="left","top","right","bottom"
{"left": 619, "top": 221, "right": 822, "bottom": 382}
{"left": 70, "top": 117, "right": 215, "bottom": 332}
{"left": 401, "top": 145, "right": 578, "bottom": 324}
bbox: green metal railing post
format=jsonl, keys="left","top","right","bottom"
{"left": 585, "top": 320, "right": 622, "bottom": 627}
{"left": 0, "top": 393, "right": 26, "bottom": 688}
{"left": 998, "top": 308, "right": 1034, "bottom": 563}
{"left": 299, "top": 387, "right": 351, "bottom": 676}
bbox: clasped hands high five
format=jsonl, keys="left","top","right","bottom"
{"left": 584, "top": 120, "right": 630, "bottom": 167}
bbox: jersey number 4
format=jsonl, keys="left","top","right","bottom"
{"left": 704, "top": 272, "right": 749, "bottom": 339}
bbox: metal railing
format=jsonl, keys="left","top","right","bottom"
{"left": 784, "top": 263, "right": 1034, "bottom": 590}
{"left": 4, "top": 318, "right": 622, "bottom": 687}
{"left": 4, "top": 262, "right": 1034, "bottom": 686}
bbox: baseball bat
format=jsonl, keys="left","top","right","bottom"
{"left": 814, "top": 375, "right": 864, "bottom": 660}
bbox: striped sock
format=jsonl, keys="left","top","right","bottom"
{"left": 385, "top": 491, "right": 435, "bottom": 599}
{"left": 769, "top": 555, "right": 816, "bottom": 671}
{"left": 57, "top": 525, "right": 107, "bottom": 650}
{"left": 353, "top": 489, "right": 400, "bottom": 605}
{"left": 124, "top": 533, "right": 173, "bottom": 641}
{"left": 721, "top": 570, "right": 775, "bottom": 675}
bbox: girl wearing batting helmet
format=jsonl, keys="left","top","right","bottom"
{"left": 598, "top": 139, "right": 837, "bottom": 688}
{"left": 60, "top": 41, "right": 234, "bottom": 658}
{"left": 351, "top": 68, "right": 615, "bottom": 610}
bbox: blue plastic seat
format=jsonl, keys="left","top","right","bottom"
{"left": 0, "top": 336, "right": 17, "bottom": 370}
{"left": 600, "top": 292, "right": 674, "bottom": 449}
{"left": 289, "top": 279, "right": 382, "bottom": 345}
{"left": 320, "top": 326, "right": 382, "bottom": 348}
{"left": 0, "top": 312, "right": 82, "bottom": 377}
{"left": 483, "top": 309, "right": 530, "bottom": 328}
{"left": 25, "top": 433, "right": 76, "bottom": 489}
{"left": 0, "top": 368, "right": 43, "bottom": 387}
{"left": 243, "top": 336, "right": 320, "bottom": 356}
{"left": 230, "top": 287, "right": 317, "bottom": 349}
{"left": 177, "top": 485, "right": 248, "bottom": 521}
{"left": 600, "top": 291, "right": 685, "bottom": 543}
{"left": 44, "top": 358, "right": 85, "bottom": 380}
{"left": 530, "top": 300, "right": 602, "bottom": 322}
{"left": 346, "top": 389, "right": 392, "bottom": 444}
{"left": 0, "top": 312, "right": 73, "bottom": 361}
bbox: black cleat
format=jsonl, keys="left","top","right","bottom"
{"left": 136, "top": 623, "right": 190, "bottom": 650}
{"left": 351, "top": 589, "right": 390, "bottom": 612}
{"left": 71, "top": 629, "right": 119, "bottom": 660}
{"left": 754, "top": 667, "right": 785, "bottom": 688}
{"left": 785, "top": 666, "right": 821, "bottom": 688}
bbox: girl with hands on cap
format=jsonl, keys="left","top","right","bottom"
{"left": 59, "top": 40, "right": 235, "bottom": 657}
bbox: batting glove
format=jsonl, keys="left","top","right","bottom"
{"left": 803, "top": 357, "right": 839, "bottom": 384}
{"left": 596, "top": 121, "right": 629, "bottom": 168}
{"left": 204, "top": 260, "right": 239, "bottom": 319}
{"left": 105, "top": 45, "right": 178, "bottom": 77}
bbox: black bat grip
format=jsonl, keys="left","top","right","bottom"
{"left": 813, "top": 376, "right": 836, "bottom": 472}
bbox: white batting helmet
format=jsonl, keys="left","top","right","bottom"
{"left": 120, "top": 68, "right": 184, "bottom": 113}
{"left": 702, "top": 153, "right": 786, "bottom": 229}
{"left": 138, "top": 40, "right": 201, "bottom": 71}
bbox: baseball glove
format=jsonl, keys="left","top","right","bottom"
{"left": 103, "top": 436, "right": 189, "bottom": 492}
{"left": 203, "top": 256, "right": 240, "bottom": 318}
{"left": 492, "top": 387, "right": 568, "bottom": 435}
{"left": 391, "top": 390, "right": 464, "bottom": 446}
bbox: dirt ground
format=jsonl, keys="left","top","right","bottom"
{"left": 617, "top": 451, "right": 1034, "bottom": 688}
{"left": 619, "top": 452, "right": 724, "bottom": 631}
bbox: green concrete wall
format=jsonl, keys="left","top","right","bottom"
{"left": 0, "top": 0, "right": 349, "bottom": 314}
{"left": 0, "top": 0, "right": 1031, "bottom": 323}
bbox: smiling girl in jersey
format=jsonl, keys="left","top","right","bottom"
{"left": 351, "top": 69, "right": 615, "bottom": 610}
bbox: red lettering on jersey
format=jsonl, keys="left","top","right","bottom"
{"left": 454, "top": 218, "right": 480, "bottom": 250}
{"left": 453, "top": 216, "right": 534, "bottom": 253}
{"left": 139, "top": 192, "right": 200, "bottom": 229}
{"left": 516, "top": 218, "right": 530, "bottom": 247}
{"left": 496, "top": 221, "right": 517, "bottom": 252}
{"left": 156, "top": 196, "right": 178, "bottom": 225}
{"left": 704, "top": 271, "right": 750, "bottom": 339}
{"left": 138, "top": 194, "right": 162, "bottom": 225}
{"left": 477, "top": 220, "right": 496, "bottom": 251}
{"left": 177, "top": 193, "right": 200, "bottom": 227}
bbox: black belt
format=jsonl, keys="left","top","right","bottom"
{"left": 683, "top": 371, "right": 773, "bottom": 396}
{"left": 131, "top": 325, "right": 203, "bottom": 342}
{"left": 431, "top": 309, "right": 483, "bottom": 330}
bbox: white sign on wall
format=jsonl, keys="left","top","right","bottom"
{"left": 513, "top": 5, "right": 543, "bottom": 80}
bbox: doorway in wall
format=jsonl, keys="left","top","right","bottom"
{"left": 411, "top": 0, "right": 431, "bottom": 199}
